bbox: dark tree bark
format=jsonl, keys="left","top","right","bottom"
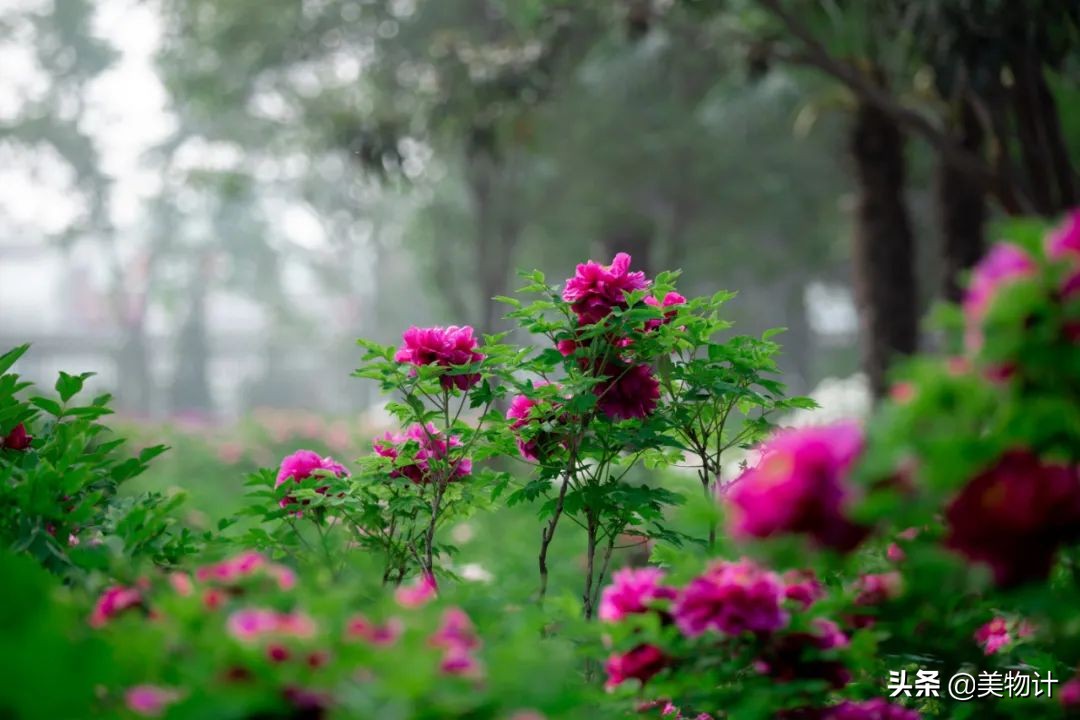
{"left": 850, "top": 93, "right": 918, "bottom": 399}
{"left": 938, "top": 100, "right": 987, "bottom": 304}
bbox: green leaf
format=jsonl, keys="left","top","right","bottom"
{"left": 0, "top": 344, "right": 30, "bottom": 376}
{"left": 30, "top": 397, "right": 62, "bottom": 417}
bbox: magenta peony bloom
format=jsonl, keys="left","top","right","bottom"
{"left": 125, "top": 685, "right": 181, "bottom": 717}
{"left": 594, "top": 362, "right": 660, "bottom": 421}
{"left": 962, "top": 242, "right": 1036, "bottom": 351}
{"left": 727, "top": 422, "right": 868, "bottom": 552}
{"left": 755, "top": 619, "right": 850, "bottom": 689}
{"left": 345, "top": 614, "right": 403, "bottom": 646}
{"left": 782, "top": 569, "right": 824, "bottom": 609}
{"left": 227, "top": 608, "right": 315, "bottom": 642}
{"left": 395, "top": 572, "right": 438, "bottom": 608}
{"left": 374, "top": 423, "right": 472, "bottom": 484}
{"left": 394, "top": 325, "right": 484, "bottom": 391}
{"left": 599, "top": 567, "right": 677, "bottom": 622}
{"left": 1, "top": 422, "right": 31, "bottom": 451}
{"left": 604, "top": 643, "right": 668, "bottom": 690}
{"left": 824, "top": 698, "right": 920, "bottom": 720}
{"left": 975, "top": 617, "right": 1011, "bottom": 655}
{"left": 673, "top": 558, "right": 788, "bottom": 637}
{"left": 563, "top": 252, "right": 651, "bottom": 325}
{"left": 275, "top": 450, "right": 348, "bottom": 510}
{"left": 644, "top": 292, "right": 687, "bottom": 330}
{"left": 430, "top": 607, "right": 482, "bottom": 676}
{"left": 195, "top": 551, "right": 296, "bottom": 591}
{"left": 1048, "top": 210, "right": 1080, "bottom": 298}
{"left": 945, "top": 450, "right": 1080, "bottom": 586}
{"left": 506, "top": 384, "right": 566, "bottom": 461}
{"left": 89, "top": 585, "right": 143, "bottom": 627}
{"left": 1060, "top": 677, "right": 1080, "bottom": 708}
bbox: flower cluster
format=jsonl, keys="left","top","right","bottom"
{"left": 562, "top": 252, "right": 651, "bottom": 325}
{"left": 945, "top": 449, "right": 1080, "bottom": 587}
{"left": 373, "top": 423, "right": 472, "bottom": 484}
{"left": 673, "top": 558, "right": 789, "bottom": 637}
{"left": 506, "top": 385, "right": 566, "bottom": 462}
{"left": 226, "top": 607, "right": 317, "bottom": 642}
{"left": 90, "top": 585, "right": 144, "bottom": 627}
{"left": 394, "top": 325, "right": 484, "bottom": 391}
{"left": 599, "top": 567, "right": 676, "bottom": 622}
{"left": 726, "top": 422, "right": 869, "bottom": 552}
{"left": 429, "top": 607, "right": 483, "bottom": 676}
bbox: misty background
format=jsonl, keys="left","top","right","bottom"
{"left": 3, "top": 0, "right": 1076, "bottom": 424}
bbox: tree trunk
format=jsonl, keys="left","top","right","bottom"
{"left": 938, "top": 100, "right": 987, "bottom": 304}
{"left": 170, "top": 261, "right": 213, "bottom": 415}
{"left": 850, "top": 92, "right": 918, "bottom": 399}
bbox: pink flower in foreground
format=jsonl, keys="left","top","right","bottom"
{"left": 125, "top": 685, "right": 181, "bottom": 717}
{"left": 975, "top": 617, "right": 1011, "bottom": 655}
{"left": 1060, "top": 677, "right": 1080, "bottom": 708}
{"left": 394, "top": 325, "right": 484, "bottom": 391}
{"left": 962, "top": 242, "right": 1036, "bottom": 351}
{"left": 195, "top": 551, "right": 296, "bottom": 591}
{"left": 644, "top": 292, "right": 687, "bottom": 330}
{"left": 945, "top": 450, "right": 1080, "bottom": 587}
{"left": 345, "top": 614, "right": 403, "bottom": 646}
{"left": 824, "top": 698, "right": 920, "bottom": 720}
{"left": 168, "top": 572, "right": 194, "bottom": 597}
{"left": 673, "top": 558, "right": 788, "bottom": 638}
{"left": 754, "top": 619, "right": 850, "bottom": 689}
{"left": 1, "top": 422, "right": 32, "bottom": 451}
{"left": 727, "top": 422, "right": 868, "bottom": 552}
{"left": 853, "top": 572, "right": 903, "bottom": 606}
{"left": 374, "top": 423, "right": 472, "bottom": 484}
{"left": 430, "top": 607, "right": 482, "bottom": 677}
{"left": 395, "top": 572, "right": 438, "bottom": 608}
{"left": 275, "top": 450, "right": 348, "bottom": 510}
{"left": 599, "top": 567, "right": 676, "bottom": 622}
{"left": 595, "top": 362, "right": 660, "bottom": 421}
{"left": 506, "top": 384, "right": 565, "bottom": 461}
{"left": 604, "top": 643, "right": 668, "bottom": 690}
{"left": 89, "top": 585, "right": 142, "bottom": 627}
{"left": 226, "top": 608, "right": 316, "bottom": 642}
{"left": 562, "top": 252, "right": 651, "bottom": 325}
{"left": 782, "top": 569, "right": 824, "bottom": 609}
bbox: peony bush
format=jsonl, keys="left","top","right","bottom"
{"left": 0, "top": 211, "right": 1078, "bottom": 719}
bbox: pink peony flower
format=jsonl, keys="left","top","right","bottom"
{"left": 1, "top": 422, "right": 32, "bottom": 451}
{"left": 1060, "top": 677, "right": 1080, "bottom": 708}
{"left": 853, "top": 572, "right": 903, "bottom": 607}
{"left": 727, "top": 422, "right": 868, "bottom": 552}
{"left": 430, "top": 607, "right": 480, "bottom": 651}
{"left": 598, "top": 567, "right": 676, "bottom": 622}
{"left": 168, "top": 572, "right": 194, "bottom": 597}
{"left": 394, "top": 325, "right": 484, "bottom": 391}
{"left": 604, "top": 643, "right": 668, "bottom": 690}
{"left": 975, "top": 617, "right": 1011, "bottom": 655}
{"left": 506, "top": 384, "right": 566, "bottom": 461}
{"left": 374, "top": 423, "right": 472, "bottom": 484}
{"left": 644, "top": 292, "right": 687, "bottom": 330}
{"left": 945, "top": 450, "right": 1080, "bottom": 586}
{"left": 196, "top": 551, "right": 296, "bottom": 591}
{"left": 226, "top": 608, "right": 316, "bottom": 642}
{"left": 673, "top": 558, "right": 788, "bottom": 637}
{"left": 824, "top": 698, "right": 920, "bottom": 720}
{"left": 594, "top": 362, "right": 660, "bottom": 421}
{"left": 562, "top": 252, "right": 651, "bottom": 325}
{"left": 755, "top": 619, "right": 851, "bottom": 689}
{"left": 440, "top": 646, "right": 484, "bottom": 676}
{"left": 125, "top": 685, "right": 181, "bottom": 717}
{"left": 962, "top": 242, "right": 1036, "bottom": 351}
{"left": 395, "top": 572, "right": 438, "bottom": 608}
{"left": 89, "top": 585, "right": 143, "bottom": 627}
{"left": 345, "top": 614, "right": 403, "bottom": 646}
{"left": 275, "top": 450, "right": 348, "bottom": 510}
{"left": 782, "top": 569, "right": 824, "bottom": 609}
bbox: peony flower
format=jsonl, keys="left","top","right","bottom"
{"left": 562, "top": 252, "right": 650, "bottom": 325}
{"left": 89, "top": 585, "right": 143, "bottom": 627}
{"left": 727, "top": 422, "right": 868, "bottom": 552}
{"left": 0, "top": 422, "right": 31, "bottom": 451}
{"left": 226, "top": 608, "right": 315, "bottom": 642}
{"left": 196, "top": 551, "right": 296, "bottom": 591}
{"left": 754, "top": 619, "right": 850, "bottom": 689}
{"left": 506, "top": 385, "right": 565, "bottom": 461}
{"left": 604, "top": 643, "right": 668, "bottom": 690}
{"left": 373, "top": 423, "right": 471, "bottom": 484}
{"left": 395, "top": 572, "right": 438, "bottom": 608}
{"left": 962, "top": 242, "right": 1036, "bottom": 351}
{"left": 673, "top": 558, "right": 788, "bottom": 637}
{"left": 782, "top": 569, "right": 824, "bottom": 609}
{"left": 394, "top": 325, "right": 484, "bottom": 391}
{"left": 125, "top": 685, "right": 181, "bottom": 717}
{"left": 275, "top": 450, "right": 348, "bottom": 510}
{"left": 594, "top": 362, "right": 660, "bottom": 421}
{"left": 975, "top": 617, "right": 1011, "bottom": 655}
{"left": 599, "top": 567, "right": 676, "bottom": 622}
{"left": 345, "top": 614, "right": 403, "bottom": 646}
{"left": 853, "top": 572, "right": 903, "bottom": 607}
{"left": 430, "top": 607, "right": 482, "bottom": 677}
{"left": 168, "top": 572, "right": 194, "bottom": 597}
{"left": 1047, "top": 210, "right": 1080, "bottom": 293}
{"left": 644, "top": 292, "right": 687, "bottom": 330}
{"left": 824, "top": 698, "right": 920, "bottom": 720}
{"left": 1060, "top": 677, "right": 1080, "bottom": 708}
{"left": 945, "top": 450, "right": 1080, "bottom": 586}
